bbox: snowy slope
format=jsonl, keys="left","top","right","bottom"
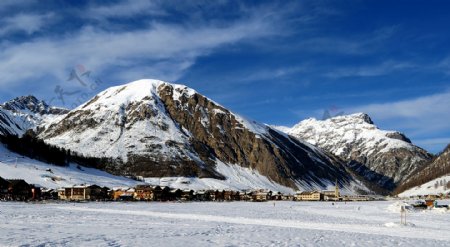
{"left": 284, "top": 113, "right": 432, "bottom": 191}
{"left": 0, "top": 142, "right": 296, "bottom": 193}
{"left": 0, "top": 144, "right": 138, "bottom": 189}
{"left": 41, "top": 80, "right": 197, "bottom": 162}
{"left": 399, "top": 175, "right": 450, "bottom": 197}
{"left": 145, "top": 160, "right": 296, "bottom": 194}
{"left": 397, "top": 144, "right": 450, "bottom": 195}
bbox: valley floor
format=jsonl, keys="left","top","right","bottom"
{"left": 0, "top": 201, "right": 449, "bottom": 247}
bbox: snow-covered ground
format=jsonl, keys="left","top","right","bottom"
{"left": 1, "top": 200, "right": 449, "bottom": 246}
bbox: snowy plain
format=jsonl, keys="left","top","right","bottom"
{"left": 1, "top": 200, "right": 449, "bottom": 247}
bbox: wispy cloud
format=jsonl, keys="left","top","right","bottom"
{"left": 0, "top": 12, "right": 281, "bottom": 89}
{"left": 238, "top": 65, "right": 308, "bottom": 82}
{"left": 0, "top": 12, "right": 53, "bottom": 35}
{"left": 86, "top": 0, "right": 165, "bottom": 19}
{"left": 325, "top": 60, "right": 416, "bottom": 78}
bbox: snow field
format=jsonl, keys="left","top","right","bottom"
{"left": 0, "top": 201, "right": 449, "bottom": 247}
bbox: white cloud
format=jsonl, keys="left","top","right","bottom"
{"left": 0, "top": 13, "right": 53, "bottom": 35}
{"left": 0, "top": 14, "right": 279, "bottom": 88}
{"left": 87, "top": 0, "right": 165, "bottom": 19}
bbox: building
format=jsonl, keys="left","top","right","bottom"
{"left": 134, "top": 185, "right": 154, "bottom": 201}
{"left": 271, "top": 191, "right": 283, "bottom": 201}
{"left": 194, "top": 190, "right": 210, "bottom": 201}
{"left": 322, "top": 180, "right": 341, "bottom": 201}
{"left": 253, "top": 190, "right": 271, "bottom": 202}
{"left": 41, "top": 188, "right": 58, "bottom": 200}
{"left": 239, "top": 191, "right": 253, "bottom": 201}
{"left": 152, "top": 186, "right": 171, "bottom": 201}
{"left": 112, "top": 188, "right": 135, "bottom": 201}
{"left": 296, "top": 191, "right": 323, "bottom": 201}
{"left": 343, "top": 195, "right": 370, "bottom": 201}
{"left": 213, "top": 190, "right": 224, "bottom": 201}
{"left": 7, "top": 179, "right": 32, "bottom": 201}
{"left": 223, "top": 190, "right": 233, "bottom": 201}
{"left": 181, "top": 190, "right": 194, "bottom": 201}
{"left": 0, "top": 176, "right": 9, "bottom": 193}
{"left": 59, "top": 185, "right": 108, "bottom": 201}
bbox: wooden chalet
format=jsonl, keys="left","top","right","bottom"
{"left": 7, "top": 179, "right": 32, "bottom": 201}
{"left": 0, "top": 176, "right": 9, "bottom": 197}
{"left": 152, "top": 186, "right": 171, "bottom": 201}
{"left": 134, "top": 185, "right": 154, "bottom": 201}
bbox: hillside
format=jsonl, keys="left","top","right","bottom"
{"left": 396, "top": 144, "right": 450, "bottom": 196}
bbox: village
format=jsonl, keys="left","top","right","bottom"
{"left": 2, "top": 175, "right": 450, "bottom": 205}
{"left": 0, "top": 175, "right": 376, "bottom": 202}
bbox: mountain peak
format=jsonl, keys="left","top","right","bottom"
{"left": 2, "top": 95, "right": 69, "bottom": 115}
{"left": 346, "top": 113, "right": 374, "bottom": 124}
{"left": 3, "top": 95, "right": 44, "bottom": 112}
{"left": 79, "top": 79, "right": 197, "bottom": 111}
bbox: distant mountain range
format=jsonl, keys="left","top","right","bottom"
{"left": 0, "top": 79, "right": 448, "bottom": 195}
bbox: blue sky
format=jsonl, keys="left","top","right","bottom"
{"left": 0, "top": 0, "right": 449, "bottom": 153}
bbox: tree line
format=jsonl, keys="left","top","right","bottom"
{"left": 0, "top": 131, "right": 116, "bottom": 170}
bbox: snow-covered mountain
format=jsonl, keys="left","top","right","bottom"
{"left": 283, "top": 113, "right": 433, "bottom": 191}
{"left": 36, "top": 79, "right": 369, "bottom": 193}
{"left": 0, "top": 96, "right": 68, "bottom": 136}
{"left": 397, "top": 144, "right": 450, "bottom": 196}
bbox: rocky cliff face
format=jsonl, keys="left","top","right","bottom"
{"left": 0, "top": 96, "right": 68, "bottom": 136}
{"left": 38, "top": 79, "right": 369, "bottom": 192}
{"left": 285, "top": 113, "right": 433, "bottom": 191}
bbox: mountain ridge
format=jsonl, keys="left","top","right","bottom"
{"left": 281, "top": 113, "right": 433, "bottom": 191}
